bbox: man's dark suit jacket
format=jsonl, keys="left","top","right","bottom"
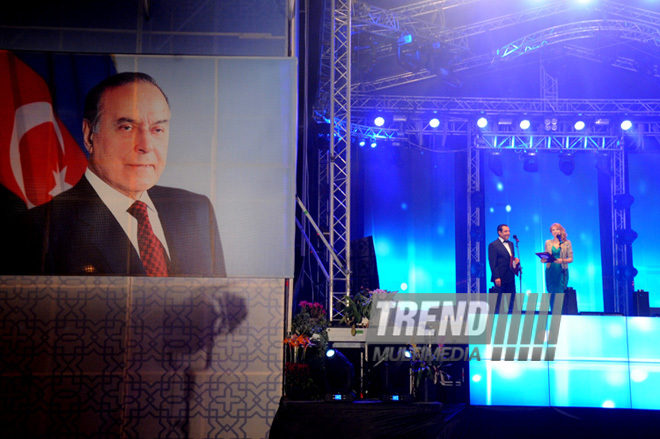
{"left": 17, "top": 176, "right": 226, "bottom": 277}
{"left": 488, "top": 238, "right": 514, "bottom": 286}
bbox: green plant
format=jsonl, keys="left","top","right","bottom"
{"left": 338, "top": 288, "right": 396, "bottom": 335}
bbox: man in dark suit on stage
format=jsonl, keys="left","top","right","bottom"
{"left": 19, "top": 72, "right": 226, "bottom": 277}
{"left": 488, "top": 224, "right": 518, "bottom": 313}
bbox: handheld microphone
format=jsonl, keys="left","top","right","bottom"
{"left": 556, "top": 233, "right": 562, "bottom": 243}
{"left": 513, "top": 235, "right": 519, "bottom": 243}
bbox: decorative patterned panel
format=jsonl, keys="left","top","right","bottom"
{"left": 0, "top": 276, "right": 284, "bottom": 439}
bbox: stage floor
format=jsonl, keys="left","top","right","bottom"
{"left": 269, "top": 401, "right": 659, "bottom": 439}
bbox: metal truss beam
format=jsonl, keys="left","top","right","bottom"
{"left": 350, "top": 92, "right": 660, "bottom": 117}
{"left": 611, "top": 149, "right": 633, "bottom": 314}
{"left": 498, "top": 20, "right": 660, "bottom": 60}
{"left": 467, "top": 129, "right": 482, "bottom": 295}
{"left": 329, "top": 0, "right": 352, "bottom": 321}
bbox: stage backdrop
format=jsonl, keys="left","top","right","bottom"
{"left": 484, "top": 150, "right": 604, "bottom": 311}
{"left": 360, "top": 145, "right": 456, "bottom": 294}
{"left": 629, "top": 152, "right": 660, "bottom": 308}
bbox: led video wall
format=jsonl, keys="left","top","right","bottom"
{"left": 484, "top": 151, "right": 603, "bottom": 311}
{"left": 470, "top": 314, "right": 660, "bottom": 410}
{"left": 360, "top": 145, "right": 456, "bottom": 294}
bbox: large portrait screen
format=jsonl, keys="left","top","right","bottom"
{"left": 0, "top": 51, "right": 297, "bottom": 279}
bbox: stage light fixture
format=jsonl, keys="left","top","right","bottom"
{"left": 374, "top": 116, "right": 385, "bottom": 127}
{"left": 621, "top": 120, "right": 633, "bottom": 131}
{"left": 477, "top": 117, "right": 488, "bottom": 128}
{"left": 616, "top": 264, "right": 638, "bottom": 281}
{"left": 519, "top": 119, "right": 531, "bottom": 130}
{"left": 324, "top": 348, "right": 355, "bottom": 401}
{"left": 370, "top": 141, "right": 377, "bottom": 148}
{"left": 488, "top": 153, "right": 503, "bottom": 176}
{"left": 614, "top": 193, "right": 635, "bottom": 210}
{"left": 544, "top": 117, "right": 557, "bottom": 131}
{"left": 359, "top": 140, "right": 366, "bottom": 147}
{"left": 326, "top": 348, "right": 336, "bottom": 358}
{"left": 523, "top": 154, "right": 539, "bottom": 172}
{"left": 616, "top": 228, "right": 638, "bottom": 245}
{"left": 559, "top": 154, "right": 575, "bottom": 176}
{"left": 574, "top": 120, "right": 585, "bottom": 131}
{"left": 429, "top": 118, "right": 440, "bottom": 128}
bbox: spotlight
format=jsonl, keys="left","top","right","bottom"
{"left": 429, "top": 118, "right": 440, "bottom": 128}
{"left": 359, "top": 139, "right": 366, "bottom": 147}
{"left": 488, "top": 153, "right": 503, "bottom": 176}
{"left": 616, "top": 228, "right": 638, "bottom": 245}
{"left": 559, "top": 155, "right": 575, "bottom": 176}
{"left": 574, "top": 120, "right": 585, "bottom": 131}
{"left": 621, "top": 120, "right": 633, "bottom": 131}
{"left": 614, "top": 193, "right": 635, "bottom": 210}
{"left": 374, "top": 116, "right": 385, "bottom": 127}
{"left": 544, "top": 117, "right": 557, "bottom": 131}
{"left": 616, "top": 264, "right": 638, "bottom": 281}
{"left": 477, "top": 117, "right": 488, "bottom": 128}
{"left": 326, "top": 348, "right": 336, "bottom": 358}
{"left": 324, "top": 349, "right": 355, "bottom": 401}
{"left": 370, "top": 141, "right": 377, "bottom": 148}
{"left": 523, "top": 154, "right": 539, "bottom": 172}
{"left": 519, "top": 119, "right": 531, "bottom": 130}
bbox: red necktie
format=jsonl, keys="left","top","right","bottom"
{"left": 127, "top": 201, "right": 169, "bottom": 277}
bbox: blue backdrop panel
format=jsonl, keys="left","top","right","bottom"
{"left": 484, "top": 151, "right": 603, "bottom": 311}
{"left": 361, "top": 147, "right": 455, "bottom": 294}
{"left": 628, "top": 152, "right": 660, "bottom": 307}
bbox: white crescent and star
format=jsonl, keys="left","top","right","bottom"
{"left": 9, "top": 101, "right": 69, "bottom": 208}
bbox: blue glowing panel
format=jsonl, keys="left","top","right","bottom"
{"left": 627, "top": 317, "right": 660, "bottom": 362}
{"left": 469, "top": 360, "right": 550, "bottom": 406}
{"left": 630, "top": 362, "right": 660, "bottom": 410}
{"left": 549, "top": 361, "right": 631, "bottom": 409}
{"left": 361, "top": 147, "right": 455, "bottom": 293}
{"left": 554, "top": 316, "right": 628, "bottom": 361}
{"left": 629, "top": 153, "right": 660, "bottom": 307}
{"left": 484, "top": 151, "right": 602, "bottom": 311}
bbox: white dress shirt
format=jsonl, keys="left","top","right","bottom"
{"left": 499, "top": 237, "right": 512, "bottom": 257}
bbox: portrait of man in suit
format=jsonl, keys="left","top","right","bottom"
{"left": 20, "top": 72, "right": 226, "bottom": 277}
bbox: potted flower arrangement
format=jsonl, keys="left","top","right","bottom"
{"left": 283, "top": 301, "right": 329, "bottom": 400}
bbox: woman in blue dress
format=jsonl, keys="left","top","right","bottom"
{"left": 541, "top": 223, "right": 573, "bottom": 310}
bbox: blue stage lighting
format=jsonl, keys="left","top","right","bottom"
{"left": 359, "top": 140, "right": 366, "bottom": 147}
{"left": 429, "top": 118, "right": 440, "bottom": 128}
{"left": 621, "top": 120, "right": 633, "bottom": 131}
{"left": 326, "top": 348, "right": 336, "bottom": 358}
{"left": 477, "top": 117, "right": 488, "bottom": 128}
{"left": 370, "top": 141, "right": 377, "bottom": 148}
{"left": 519, "top": 119, "right": 531, "bottom": 130}
{"left": 574, "top": 120, "right": 585, "bottom": 131}
{"left": 374, "top": 116, "right": 385, "bottom": 127}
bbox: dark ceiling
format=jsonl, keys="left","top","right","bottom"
{"left": 310, "top": 0, "right": 660, "bottom": 102}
